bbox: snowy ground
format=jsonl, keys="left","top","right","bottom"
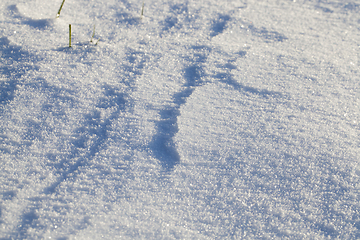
{"left": 0, "top": 0, "right": 360, "bottom": 239}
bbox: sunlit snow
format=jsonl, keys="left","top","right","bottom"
{"left": 1, "top": 0, "right": 359, "bottom": 239}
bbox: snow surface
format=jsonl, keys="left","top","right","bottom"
{"left": 0, "top": 0, "right": 360, "bottom": 239}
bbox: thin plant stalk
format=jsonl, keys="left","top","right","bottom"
{"left": 140, "top": 2, "right": 144, "bottom": 19}
{"left": 57, "top": 0, "right": 66, "bottom": 18}
{"left": 69, "top": 24, "right": 71, "bottom": 48}
{"left": 90, "top": 24, "right": 95, "bottom": 43}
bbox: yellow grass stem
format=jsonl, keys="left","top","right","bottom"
{"left": 69, "top": 24, "right": 71, "bottom": 48}
{"left": 56, "top": 0, "right": 66, "bottom": 18}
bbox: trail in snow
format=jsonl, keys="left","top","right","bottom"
{"left": 1, "top": 0, "right": 360, "bottom": 239}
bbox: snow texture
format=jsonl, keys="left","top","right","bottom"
{"left": 0, "top": 0, "right": 360, "bottom": 239}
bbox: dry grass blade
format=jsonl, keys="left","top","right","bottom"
{"left": 57, "top": 0, "right": 66, "bottom": 18}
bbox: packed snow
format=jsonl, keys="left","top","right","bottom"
{"left": 1, "top": 0, "right": 360, "bottom": 239}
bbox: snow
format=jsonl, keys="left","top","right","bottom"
{"left": 0, "top": 0, "right": 359, "bottom": 239}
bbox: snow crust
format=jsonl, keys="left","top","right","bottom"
{"left": 1, "top": 0, "right": 359, "bottom": 239}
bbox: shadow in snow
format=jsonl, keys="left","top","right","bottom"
{"left": 2, "top": 190, "right": 17, "bottom": 201}
{"left": 114, "top": 0, "right": 143, "bottom": 25}
{"left": 55, "top": 42, "right": 99, "bottom": 54}
{"left": 215, "top": 72, "right": 284, "bottom": 98}
{"left": 343, "top": 2, "right": 359, "bottom": 11}
{"left": 116, "top": 12, "right": 141, "bottom": 26}
{"left": 151, "top": 45, "right": 211, "bottom": 171}
{"left": 210, "top": 14, "right": 231, "bottom": 37}
{"left": 315, "top": 5, "right": 334, "bottom": 13}
{"left": 114, "top": 0, "right": 133, "bottom": 10}
{"left": 151, "top": 107, "right": 182, "bottom": 171}
{"left": 0, "top": 79, "right": 18, "bottom": 105}
{"left": 315, "top": 222, "right": 339, "bottom": 238}
{"left": 0, "top": 37, "right": 34, "bottom": 64}
{"left": 240, "top": 20, "right": 288, "bottom": 42}
{"left": 14, "top": 44, "right": 144, "bottom": 235}
{"left": 23, "top": 120, "right": 43, "bottom": 142}
{"left": 26, "top": 78, "right": 76, "bottom": 127}
{"left": 16, "top": 209, "right": 42, "bottom": 239}
{"left": 311, "top": 1, "right": 359, "bottom": 13}
{"left": 160, "top": 2, "right": 190, "bottom": 35}
{"left": 44, "top": 47, "right": 145, "bottom": 194}
{"left": 213, "top": 54, "right": 285, "bottom": 99}
{"left": 162, "top": 16, "right": 179, "bottom": 32}
{"left": 122, "top": 47, "right": 147, "bottom": 87}
{"left": 249, "top": 24, "right": 287, "bottom": 42}
{"left": 183, "top": 65, "right": 204, "bottom": 87}
{"left": 23, "top": 19, "right": 53, "bottom": 29}
{"left": 186, "top": 45, "right": 211, "bottom": 63}
{"left": 10, "top": 78, "right": 76, "bottom": 148}
{"left": 236, "top": 50, "right": 247, "bottom": 57}
{"left": 45, "top": 85, "right": 127, "bottom": 194}
{"left": 170, "top": 3, "right": 189, "bottom": 15}
{"left": 0, "top": 37, "right": 39, "bottom": 106}
{"left": 8, "top": 5, "right": 53, "bottom": 30}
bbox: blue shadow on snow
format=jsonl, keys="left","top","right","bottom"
{"left": 8, "top": 5, "right": 53, "bottom": 30}
{"left": 210, "top": 14, "right": 231, "bottom": 37}
{"left": 45, "top": 85, "right": 127, "bottom": 194}
{"left": 151, "top": 45, "right": 210, "bottom": 171}
{"left": 0, "top": 37, "right": 40, "bottom": 105}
